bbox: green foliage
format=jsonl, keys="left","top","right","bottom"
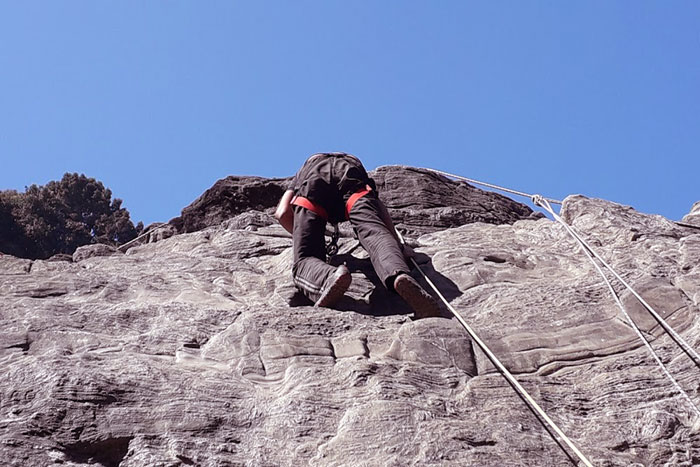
{"left": 0, "top": 173, "right": 143, "bottom": 259}
{"left": 0, "top": 191, "right": 29, "bottom": 257}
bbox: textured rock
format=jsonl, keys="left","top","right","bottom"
{"left": 175, "top": 176, "right": 288, "bottom": 233}
{"left": 47, "top": 253, "right": 73, "bottom": 263}
{"left": 2, "top": 177, "right": 700, "bottom": 466}
{"left": 683, "top": 201, "right": 700, "bottom": 227}
{"left": 72, "top": 244, "right": 121, "bottom": 263}
{"left": 372, "top": 166, "right": 543, "bottom": 236}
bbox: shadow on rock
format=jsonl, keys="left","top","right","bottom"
{"left": 289, "top": 251, "right": 463, "bottom": 319}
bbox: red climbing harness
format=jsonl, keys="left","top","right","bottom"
{"left": 345, "top": 185, "right": 372, "bottom": 219}
{"left": 291, "top": 185, "right": 373, "bottom": 222}
{"left": 291, "top": 195, "right": 329, "bottom": 220}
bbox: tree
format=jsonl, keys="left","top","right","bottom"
{"left": 0, "top": 173, "right": 143, "bottom": 259}
{"left": 0, "top": 191, "right": 29, "bottom": 257}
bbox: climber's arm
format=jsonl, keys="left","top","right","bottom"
{"left": 275, "top": 189, "right": 295, "bottom": 234}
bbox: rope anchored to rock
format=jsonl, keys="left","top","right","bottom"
{"left": 394, "top": 228, "right": 594, "bottom": 467}
{"left": 400, "top": 167, "right": 700, "bottom": 461}
{"left": 422, "top": 168, "right": 700, "bottom": 378}
{"left": 533, "top": 195, "right": 700, "bottom": 417}
{"left": 117, "top": 223, "right": 170, "bottom": 252}
{"left": 421, "top": 166, "right": 697, "bottom": 231}
{"left": 419, "top": 167, "right": 563, "bottom": 205}
{"left": 420, "top": 167, "right": 700, "bottom": 415}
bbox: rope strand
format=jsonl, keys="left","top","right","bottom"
{"left": 422, "top": 167, "right": 700, "bottom": 403}
{"left": 395, "top": 228, "right": 593, "bottom": 467}
{"left": 117, "top": 223, "right": 169, "bottom": 251}
{"left": 534, "top": 196, "right": 700, "bottom": 417}
{"left": 422, "top": 167, "right": 694, "bottom": 232}
{"left": 419, "top": 167, "right": 563, "bottom": 205}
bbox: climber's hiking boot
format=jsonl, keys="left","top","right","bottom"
{"left": 394, "top": 273, "right": 442, "bottom": 319}
{"left": 315, "top": 265, "right": 352, "bottom": 308}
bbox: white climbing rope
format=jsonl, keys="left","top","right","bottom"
{"left": 116, "top": 223, "right": 169, "bottom": 251}
{"left": 421, "top": 167, "right": 696, "bottom": 232}
{"left": 394, "top": 229, "right": 594, "bottom": 467}
{"left": 419, "top": 167, "right": 563, "bottom": 205}
{"left": 391, "top": 167, "right": 700, "bottom": 461}
{"left": 534, "top": 196, "right": 700, "bottom": 417}
{"left": 423, "top": 167, "right": 700, "bottom": 381}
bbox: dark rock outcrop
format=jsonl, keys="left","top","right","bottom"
{"left": 175, "top": 176, "right": 289, "bottom": 233}
{"left": 372, "top": 166, "right": 543, "bottom": 236}
{"left": 172, "top": 166, "right": 541, "bottom": 237}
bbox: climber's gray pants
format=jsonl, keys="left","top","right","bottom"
{"left": 290, "top": 154, "right": 409, "bottom": 302}
{"left": 292, "top": 195, "right": 410, "bottom": 302}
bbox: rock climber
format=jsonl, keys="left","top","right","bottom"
{"left": 275, "top": 152, "right": 441, "bottom": 319}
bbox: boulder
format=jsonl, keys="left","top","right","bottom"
{"left": 372, "top": 165, "right": 543, "bottom": 235}
{"left": 173, "top": 166, "right": 541, "bottom": 236}
{"left": 72, "top": 244, "right": 121, "bottom": 262}
{"left": 175, "top": 176, "right": 288, "bottom": 233}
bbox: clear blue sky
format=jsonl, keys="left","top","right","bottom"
{"left": 1, "top": 2, "right": 698, "bottom": 226}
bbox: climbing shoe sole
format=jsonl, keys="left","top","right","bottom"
{"left": 394, "top": 273, "right": 442, "bottom": 319}
{"left": 315, "top": 265, "right": 352, "bottom": 308}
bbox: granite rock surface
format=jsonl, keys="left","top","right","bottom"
{"left": 682, "top": 201, "right": 700, "bottom": 228}
{"left": 2, "top": 169, "right": 700, "bottom": 466}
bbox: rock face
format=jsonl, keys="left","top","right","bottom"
{"left": 174, "top": 176, "right": 289, "bottom": 233}
{"left": 372, "top": 166, "right": 543, "bottom": 236}
{"left": 683, "top": 201, "right": 700, "bottom": 227}
{"left": 72, "top": 244, "right": 120, "bottom": 263}
{"left": 2, "top": 168, "right": 700, "bottom": 466}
